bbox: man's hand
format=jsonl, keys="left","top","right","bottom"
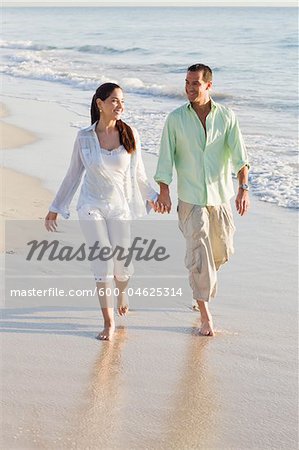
{"left": 155, "top": 182, "right": 172, "bottom": 214}
{"left": 156, "top": 192, "right": 172, "bottom": 214}
{"left": 235, "top": 188, "right": 250, "bottom": 216}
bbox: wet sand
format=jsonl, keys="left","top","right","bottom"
{"left": 1, "top": 98, "right": 298, "bottom": 450}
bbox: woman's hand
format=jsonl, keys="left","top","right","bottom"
{"left": 45, "top": 211, "right": 58, "bottom": 232}
{"left": 148, "top": 200, "right": 158, "bottom": 212}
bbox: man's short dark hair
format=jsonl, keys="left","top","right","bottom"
{"left": 187, "top": 64, "right": 213, "bottom": 82}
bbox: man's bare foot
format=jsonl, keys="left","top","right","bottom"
{"left": 199, "top": 319, "right": 214, "bottom": 336}
{"left": 96, "top": 323, "right": 115, "bottom": 341}
{"left": 196, "top": 299, "right": 215, "bottom": 337}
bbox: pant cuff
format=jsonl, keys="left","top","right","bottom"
{"left": 114, "top": 275, "right": 130, "bottom": 282}
{"left": 94, "top": 275, "right": 114, "bottom": 283}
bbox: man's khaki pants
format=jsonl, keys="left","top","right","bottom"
{"left": 178, "top": 199, "right": 236, "bottom": 302}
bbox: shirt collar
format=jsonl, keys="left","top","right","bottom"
{"left": 81, "top": 121, "right": 98, "bottom": 132}
{"left": 186, "top": 97, "right": 217, "bottom": 110}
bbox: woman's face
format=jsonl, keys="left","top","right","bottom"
{"left": 96, "top": 88, "right": 124, "bottom": 121}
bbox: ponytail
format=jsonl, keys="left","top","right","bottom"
{"left": 116, "top": 120, "right": 136, "bottom": 154}
{"left": 90, "top": 93, "right": 100, "bottom": 125}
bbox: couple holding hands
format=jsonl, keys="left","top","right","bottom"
{"left": 45, "top": 63, "right": 250, "bottom": 340}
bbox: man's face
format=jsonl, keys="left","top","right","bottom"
{"left": 185, "top": 70, "right": 212, "bottom": 103}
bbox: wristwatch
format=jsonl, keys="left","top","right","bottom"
{"left": 239, "top": 183, "right": 249, "bottom": 191}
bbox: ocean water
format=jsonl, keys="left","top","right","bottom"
{"left": 1, "top": 7, "right": 298, "bottom": 209}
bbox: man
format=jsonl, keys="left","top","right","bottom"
{"left": 154, "top": 63, "right": 250, "bottom": 336}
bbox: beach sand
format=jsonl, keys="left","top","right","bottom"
{"left": 0, "top": 103, "right": 38, "bottom": 150}
{"left": 0, "top": 103, "right": 54, "bottom": 252}
{"left": 0, "top": 167, "right": 53, "bottom": 253}
{"left": 1, "top": 98, "right": 298, "bottom": 450}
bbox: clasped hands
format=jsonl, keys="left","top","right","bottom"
{"left": 149, "top": 193, "right": 172, "bottom": 214}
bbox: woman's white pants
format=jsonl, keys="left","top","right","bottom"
{"left": 78, "top": 205, "right": 133, "bottom": 282}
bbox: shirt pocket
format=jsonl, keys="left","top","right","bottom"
{"left": 209, "top": 129, "right": 225, "bottom": 145}
{"left": 80, "top": 147, "right": 93, "bottom": 165}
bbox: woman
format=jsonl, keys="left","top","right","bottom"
{"left": 45, "top": 82, "right": 158, "bottom": 341}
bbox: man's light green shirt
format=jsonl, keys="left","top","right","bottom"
{"left": 154, "top": 98, "right": 250, "bottom": 206}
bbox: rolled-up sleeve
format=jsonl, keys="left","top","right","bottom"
{"left": 227, "top": 110, "right": 250, "bottom": 175}
{"left": 154, "top": 114, "right": 176, "bottom": 186}
{"left": 49, "top": 133, "right": 85, "bottom": 219}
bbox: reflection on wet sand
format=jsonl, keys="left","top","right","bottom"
{"left": 66, "top": 316, "right": 217, "bottom": 449}
{"left": 73, "top": 326, "right": 127, "bottom": 449}
{"left": 160, "top": 319, "right": 217, "bottom": 449}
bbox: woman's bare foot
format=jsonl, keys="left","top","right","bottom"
{"left": 117, "top": 299, "right": 129, "bottom": 316}
{"left": 114, "top": 277, "right": 129, "bottom": 316}
{"left": 199, "top": 319, "right": 214, "bottom": 336}
{"left": 96, "top": 323, "right": 115, "bottom": 341}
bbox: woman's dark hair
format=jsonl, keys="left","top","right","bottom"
{"left": 90, "top": 82, "right": 136, "bottom": 154}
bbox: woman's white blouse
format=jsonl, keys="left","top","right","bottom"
{"left": 49, "top": 123, "right": 158, "bottom": 220}
{"left": 99, "top": 144, "right": 130, "bottom": 179}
